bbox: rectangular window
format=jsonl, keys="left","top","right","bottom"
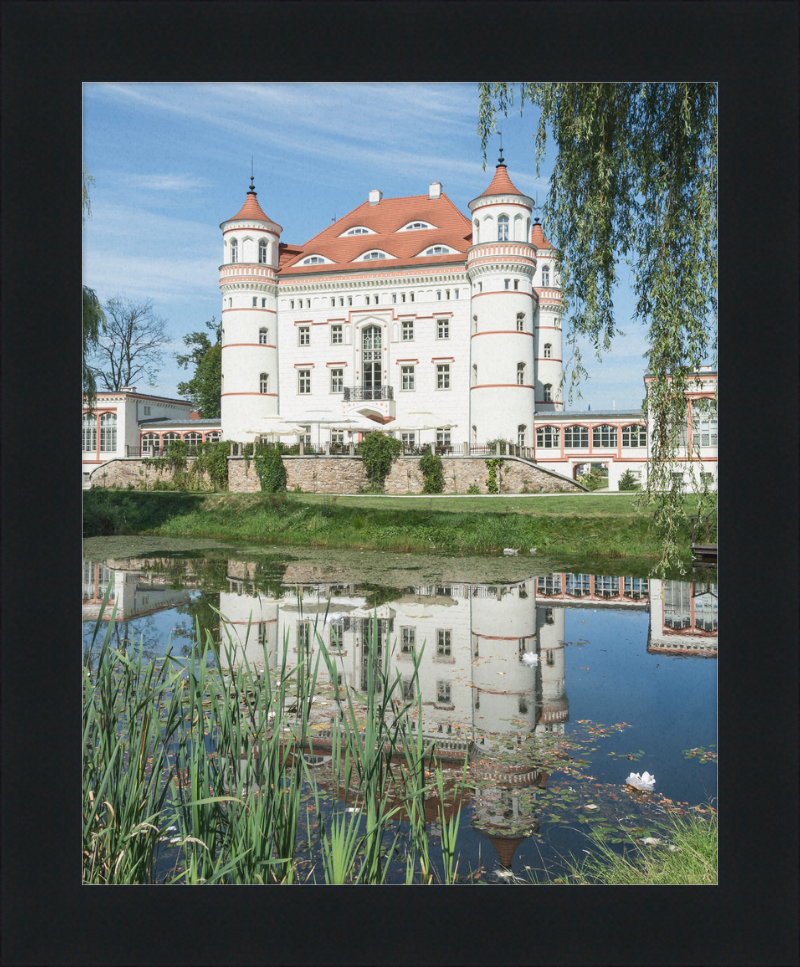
{"left": 143, "top": 406, "right": 151, "bottom": 416}
{"left": 299, "top": 326, "right": 310, "bottom": 346}
{"left": 437, "top": 681, "right": 451, "bottom": 704}
{"left": 592, "top": 425, "right": 618, "bottom": 448}
{"left": 693, "top": 404, "right": 718, "bottom": 447}
{"left": 454, "top": 289, "right": 459, "bottom": 299}
{"left": 504, "top": 279, "right": 510, "bottom": 290}
{"left": 252, "top": 297, "right": 257, "bottom": 307}
{"left": 565, "top": 425, "right": 589, "bottom": 448}
{"left": 401, "top": 293, "right": 406, "bottom": 303}
{"left": 331, "top": 429, "right": 345, "bottom": 445}
{"left": 290, "top": 300, "right": 294, "bottom": 309}
{"left": 514, "top": 280, "right": 519, "bottom": 290}
{"left": 401, "top": 627, "right": 415, "bottom": 653}
{"left": 347, "top": 296, "right": 353, "bottom": 306}
{"left": 437, "top": 629, "right": 452, "bottom": 657}
{"left": 401, "top": 432, "right": 416, "bottom": 448}
{"left": 436, "top": 428, "right": 451, "bottom": 446}
{"left": 401, "top": 366, "right": 415, "bottom": 391}
{"left": 516, "top": 314, "right": 524, "bottom": 331}
{"left": 536, "top": 426, "right": 560, "bottom": 448}
{"left": 436, "top": 364, "right": 450, "bottom": 389}
{"left": 330, "top": 368, "right": 344, "bottom": 393}
{"left": 402, "top": 320, "right": 414, "bottom": 341}
{"left": 331, "top": 324, "right": 343, "bottom": 344}
{"left": 82, "top": 414, "right": 97, "bottom": 452}
{"left": 622, "top": 424, "right": 647, "bottom": 447}
{"left": 329, "top": 620, "right": 344, "bottom": 651}
{"left": 437, "top": 319, "right": 449, "bottom": 339}
{"left": 298, "top": 370, "right": 311, "bottom": 394}
{"left": 392, "top": 294, "right": 397, "bottom": 304}
{"left": 701, "top": 472, "right": 714, "bottom": 486}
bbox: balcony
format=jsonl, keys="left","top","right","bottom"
{"left": 343, "top": 385, "right": 394, "bottom": 402}
{"left": 342, "top": 385, "right": 395, "bottom": 421}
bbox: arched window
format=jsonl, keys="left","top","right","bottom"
{"left": 230, "top": 238, "right": 238, "bottom": 264}
{"left": 536, "top": 425, "right": 560, "bottom": 448}
{"left": 473, "top": 315, "right": 478, "bottom": 334}
{"left": 472, "top": 425, "right": 477, "bottom": 446}
{"left": 565, "top": 425, "right": 589, "bottom": 448}
{"left": 258, "top": 240, "right": 267, "bottom": 264}
{"left": 473, "top": 219, "right": 480, "bottom": 244}
{"left": 498, "top": 214, "right": 509, "bottom": 241}
{"left": 517, "top": 363, "right": 526, "bottom": 385}
{"left": 543, "top": 383, "right": 552, "bottom": 402}
{"left": 541, "top": 265, "right": 549, "bottom": 286}
{"left": 99, "top": 412, "right": 117, "bottom": 452}
{"left": 516, "top": 313, "right": 524, "bottom": 332}
{"left": 426, "top": 246, "right": 449, "bottom": 256}
{"left": 260, "top": 373, "right": 269, "bottom": 394}
{"left": 472, "top": 364, "right": 478, "bottom": 386}
{"left": 592, "top": 424, "right": 618, "bottom": 447}
{"left": 82, "top": 411, "right": 97, "bottom": 452}
{"left": 141, "top": 432, "right": 159, "bottom": 454}
{"left": 183, "top": 432, "right": 202, "bottom": 453}
{"left": 543, "top": 343, "right": 552, "bottom": 358}
{"left": 514, "top": 214, "right": 523, "bottom": 240}
{"left": 259, "top": 327, "right": 268, "bottom": 344}
{"left": 162, "top": 432, "right": 181, "bottom": 451}
{"left": 362, "top": 251, "right": 386, "bottom": 260}
{"left": 517, "top": 424, "right": 526, "bottom": 447}
{"left": 204, "top": 431, "right": 220, "bottom": 443}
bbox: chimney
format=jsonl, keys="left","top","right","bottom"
{"left": 368, "top": 189, "right": 383, "bottom": 205}
{"left": 121, "top": 386, "right": 136, "bottom": 393}
{"left": 429, "top": 182, "right": 442, "bottom": 199}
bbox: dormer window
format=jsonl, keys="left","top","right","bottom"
{"left": 302, "top": 256, "right": 326, "bottom": 265}
{"left": 230, "top": 238, "right": 238, "bottom": 263}
{"left": 343, "top": 227, "right": 372, "bottom": 236}
{"left": 400, "top": 221, "right": 435, "bottom": 231}
{"left": 361, "top": 251, "right": 387, "bottom": 260}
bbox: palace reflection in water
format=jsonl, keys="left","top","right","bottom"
{"left": 83, "top": 558, "right": 717, "bottom": 872}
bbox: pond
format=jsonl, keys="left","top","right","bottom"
{"left": 83, "top": 544, "right": 717, "bottom": 884}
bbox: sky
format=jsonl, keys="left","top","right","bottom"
{"left": 83, "top": 81, "right": 654, "bottom": 410}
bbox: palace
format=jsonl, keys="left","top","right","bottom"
{"left": 83, "top": 156, "right": 717, "bottom": 492}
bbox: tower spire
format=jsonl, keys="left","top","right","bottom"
{"left": 497, "top": 128, "right": 504, "bottom": 166}
{"left": 249, "top": 157, "right": 255, "bottom": 193}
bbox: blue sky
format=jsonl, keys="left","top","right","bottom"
{"left": 83, "top": 82, "right": 652, "bottom": 409}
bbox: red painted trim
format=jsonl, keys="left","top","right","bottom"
{"left": 395, "top": 359, "right": 419, "bottom": 364}
{"left": 326, "top": 361, "right": 348, "bottom": 367}
{"left": 294, "top": 363, "right": 315, "bottom": 368}
{"left": 470, "top": 290, "right": 537, "bottom": 300}
{"left": 220, "top": 392, "right": 278, "bottom": 397}
{"left": 431, "top": 357, "right": 455, "bottom": 362}
{"left": 223, "top": 343, "right": 276, "bottom": 349}
{"left": 535, "top": 357, "right": 562, "bottom": 363}
{"left": 221, "top": 308, "right": 276, "bottom": 314}
{"left": 471, "top": 384, "right": 534, "bottom": 390}
{"left": 472, "top": 330, "right": 533, "bottom": 337}
{"left": 294, "top": 320, "right": 313, "bottom": 326}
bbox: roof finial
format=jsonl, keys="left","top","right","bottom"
{"left": 498, "top": 128, "right": 505, "bottom": 166}
{"left": 249, "top": 157, "right": 255, "bottom": 193}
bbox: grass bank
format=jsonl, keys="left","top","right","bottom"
{"left": 84, "top": 489, "right": 707, "bottom": 564}
{"left": 548, "top": 810, "right": 717, "bottom": 885}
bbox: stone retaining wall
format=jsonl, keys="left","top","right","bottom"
{"left": 88, "top": 458, "right": 213, "bottom": 490}
{"left": 90, "top": 455, "right": 583, "bottom": 494}
{"left": 229, "top": 455, "right": 583, "bottom": 494}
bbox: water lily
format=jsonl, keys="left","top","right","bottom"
{"left": 521, "top": 652, "right": 539, "bottom": 667}
{"left": 503, "top": 548, "right": 518, "bottom": 555}
{"left": 626, "top": 771, "right": 656, "bottom": 791}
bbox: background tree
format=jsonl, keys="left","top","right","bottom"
{"left": 478, "top": 82, "right": 717, "bottom": 571}
{"left": 89, "top": 297, "right": 170, "bottom": 390}
{"left": 176, "top": 317, "right": 222, "bottom": 418}
{"left": 82, "top": 165, "right": 105, "bottom": 410}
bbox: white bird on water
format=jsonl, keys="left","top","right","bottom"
{"left": 521, "top": 652, "right": 540, "bottom": 667}
{"left": 626, "top": 771, "right": 656, "bottom": 791}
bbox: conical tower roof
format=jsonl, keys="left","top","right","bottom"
{"left": 531, "top": 218, "right": 553, "bottom": 249}
{"left": 223, "top": 175, "right": 277, "bottom": 226}
{"left": 478, "top": 163, "right": 525, "bottom": 198}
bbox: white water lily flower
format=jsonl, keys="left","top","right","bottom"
{"left": 503, "top": 548, "right": 518, "bottom": 555}
{"left": 521, "top": 652, "right": 539, "bottom": 667}
{"left": 641, "top": 837, "right": 662, "bottom": 845}
{"left": 626, "top": 771, "right": 656, "bottom": 791}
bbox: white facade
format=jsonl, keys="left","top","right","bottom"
{"left": 218, "top": 160, "right": 564, "bottom": 450}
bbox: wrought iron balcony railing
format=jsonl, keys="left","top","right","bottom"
{"left": 343, "top": 385, "right": 394, "bottom": 402}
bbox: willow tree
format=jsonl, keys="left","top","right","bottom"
{"left": 83, "top": 165, "right": 105, "bottom": 411}
{"left": 478, "top": 83, "right": 717, "bottom": 572}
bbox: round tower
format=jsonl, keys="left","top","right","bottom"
{"left": 534, "top": 602, "right": 568, "bottom": 734}
{"left": 467, "top": 154, "right": 537, "bottom": 448}
{"left": 219, "top": 175, "right": 283, "bottom": 442}
{"left": 531, "top": 218, "right": 563, "bottom": 413}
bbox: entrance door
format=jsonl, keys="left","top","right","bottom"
{"left": 362, "top": 326, "right": 382, "bottom": 399}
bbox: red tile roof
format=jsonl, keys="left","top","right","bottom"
{"left": 226, "top": 190, "right": 273, "bottom": 224}
{"left": 279, "top": 192, "right": 472, "bottom": 275}
{"left": 479, "top": 164, "right": 525, "bottom": 198}
{"left": 531, "top": 220, "right": 553, "bottom": 249}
